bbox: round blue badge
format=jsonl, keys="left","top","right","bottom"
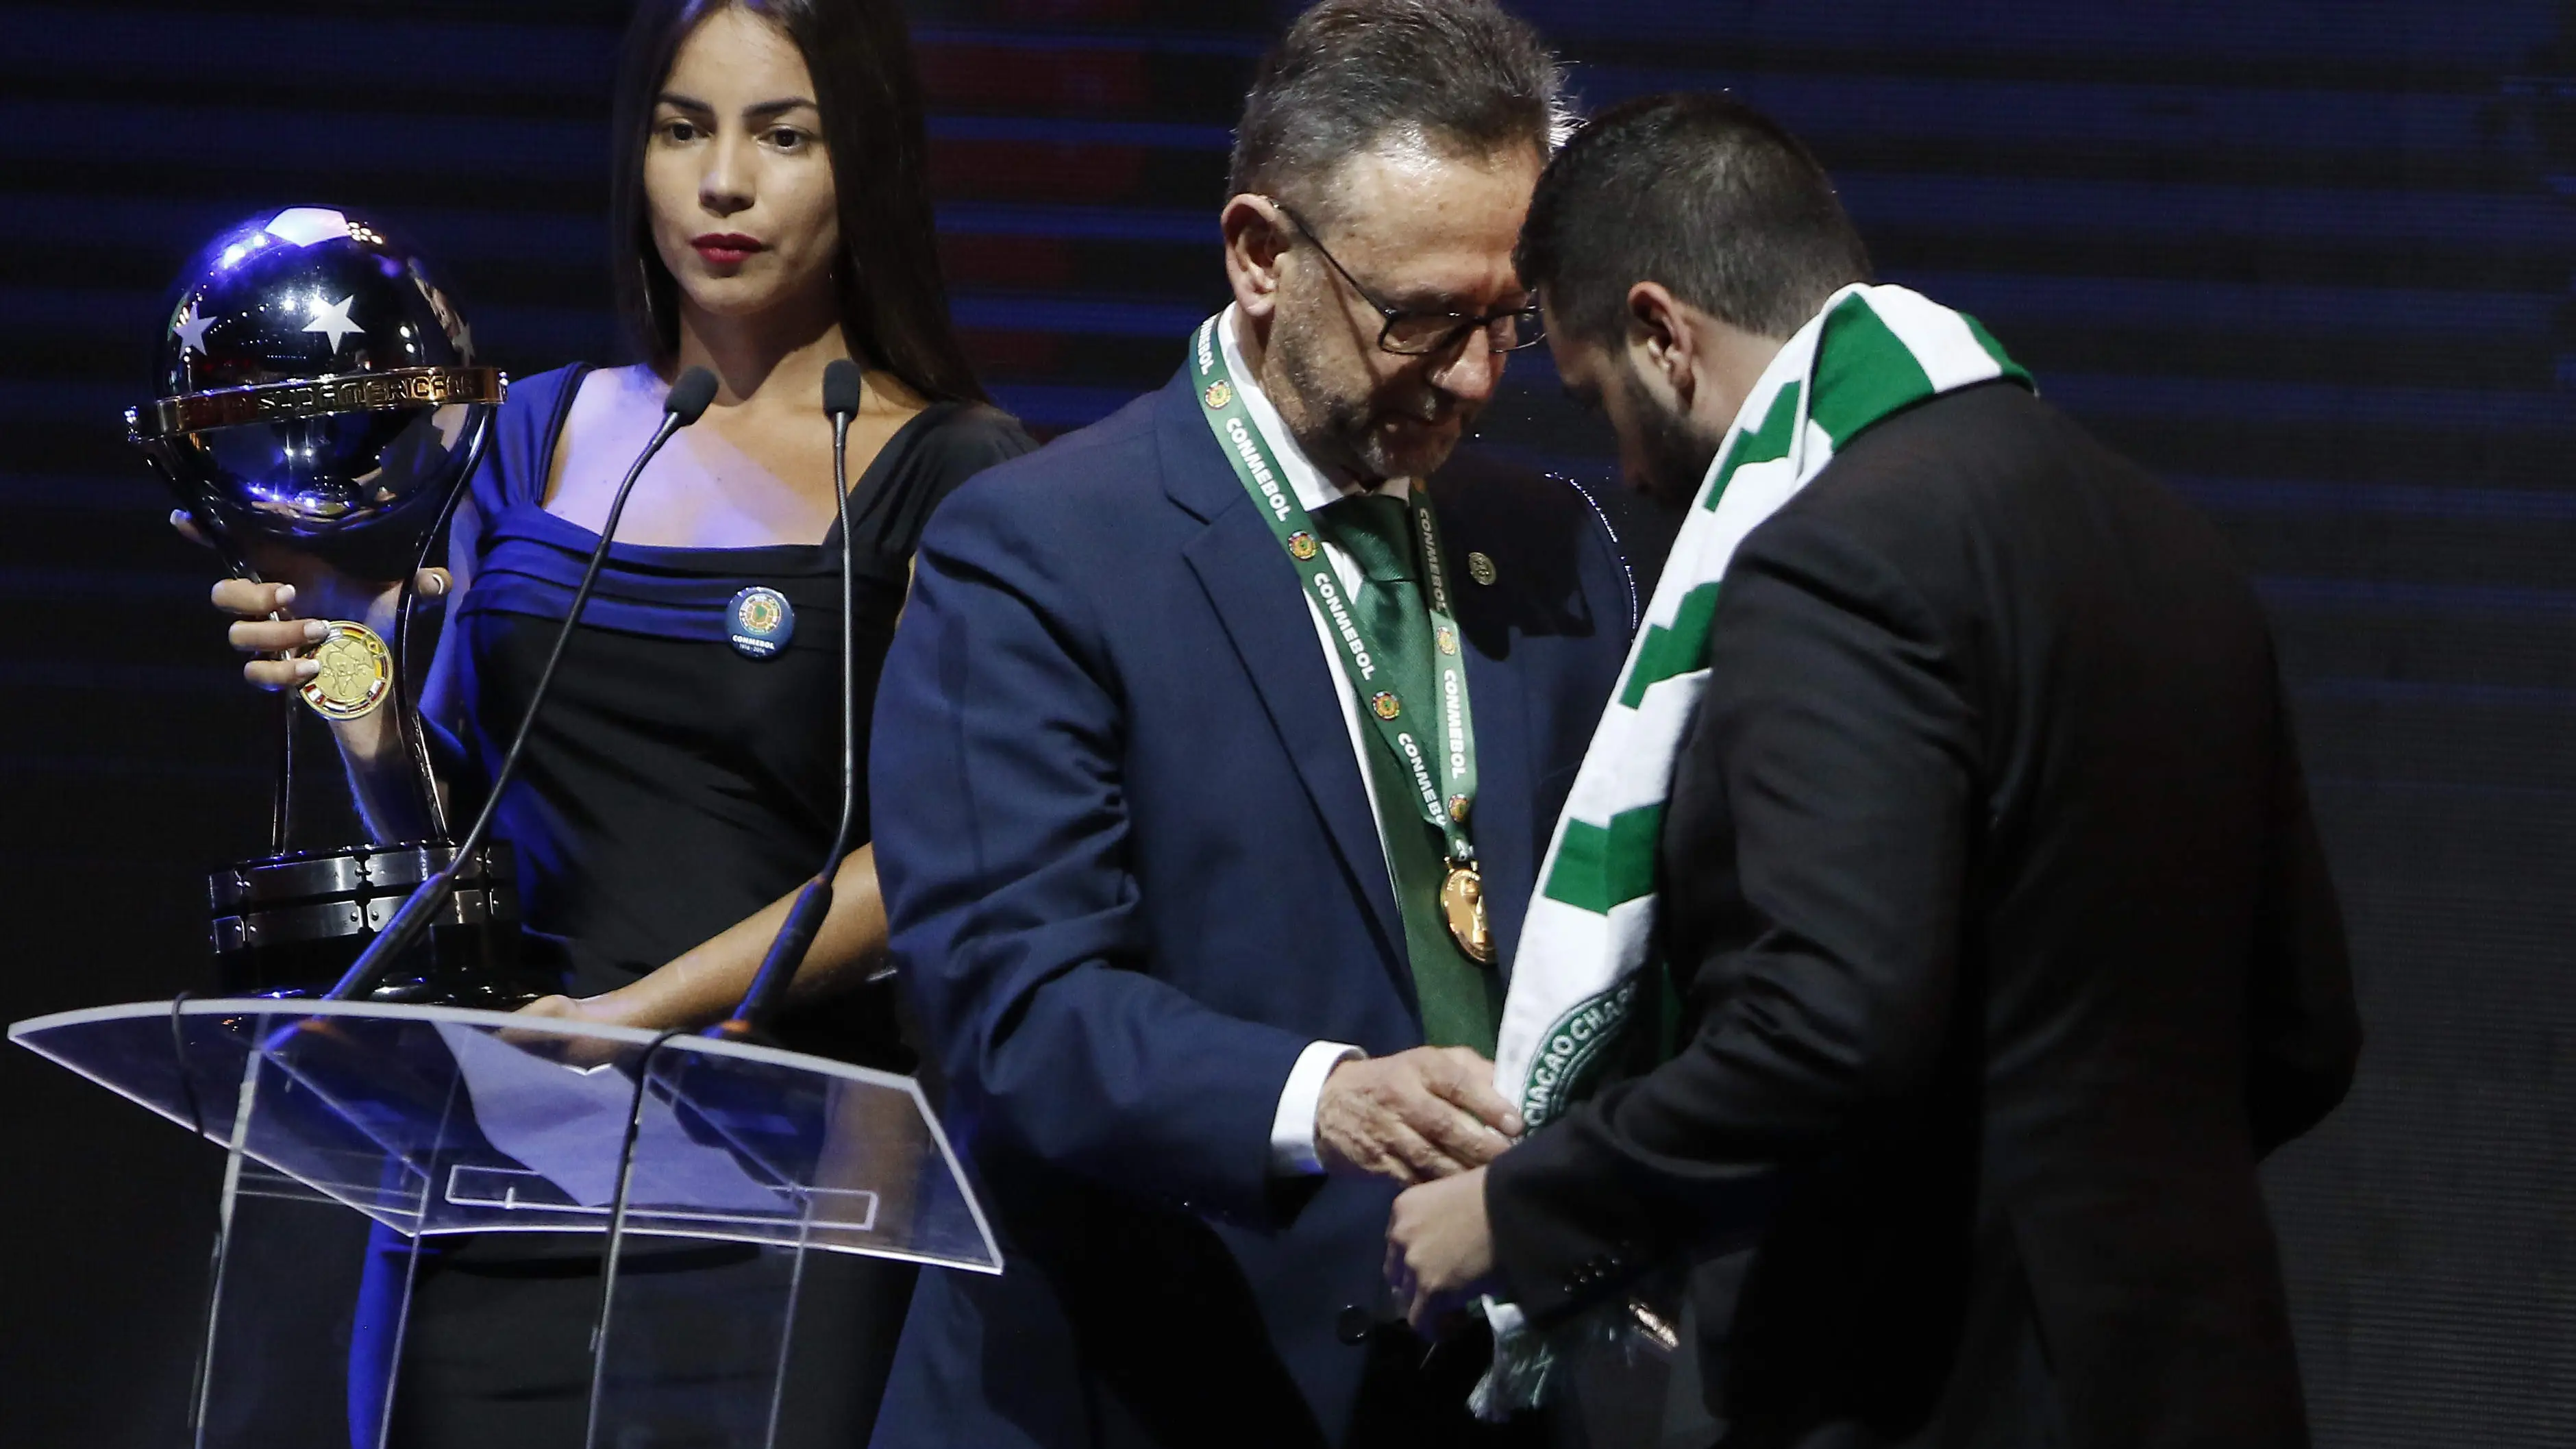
{"left": 728, "top": 585, "right": 795, "bottom": 659}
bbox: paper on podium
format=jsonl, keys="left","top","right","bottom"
{"left": 432, "top": 1020, "right": 780, "bottom": 1213}
{"left": 8, "top": 998, "right": 1000, "bottom": 1273}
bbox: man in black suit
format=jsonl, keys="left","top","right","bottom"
{"left": 1385, "top": 94, "right": 2362, "bottom": 1448}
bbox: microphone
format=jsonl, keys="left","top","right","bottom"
{"left": 319, "top": 367, "right": 719, "bottom": 1002}
{"left": 819, "top": 354, "right": 864, "bottom": 423}
{"left": 711, "top": 358, "right": 863, "bottom": 1041}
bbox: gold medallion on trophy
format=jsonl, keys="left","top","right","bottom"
{"left": 298, "top": 620, "right": 393, "bottom": 721}
{"left": 1441, "top": 860, "right": 1496, "bottom": 965}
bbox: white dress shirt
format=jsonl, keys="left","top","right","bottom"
{"left": 1215, "top": 306, "right": 1409, "bottom": 1176}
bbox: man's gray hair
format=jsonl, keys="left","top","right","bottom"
{"left": 1229, "top": 0, "right": 1568, "bottom": 219}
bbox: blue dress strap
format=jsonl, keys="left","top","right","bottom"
{"left": 467, "top": 362, "right": 589, "bottom": 530}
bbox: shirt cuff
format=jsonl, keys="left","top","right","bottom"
{"left": 1269, "top": 1040, "right": 1364, "bottom": 1176}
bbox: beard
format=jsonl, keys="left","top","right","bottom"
{"left": 1267, "top": 301, "right": 1474, "bottom": 482}
{"left": 1620, "top": 358, "right": 1726, "bottom": 508}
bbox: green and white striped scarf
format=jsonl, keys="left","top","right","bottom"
{"left": 1496, "top": 282, "right": 2029, "bottom": 1124}
{"left": 1474, "top": 284, "right": 2029, "bottom": 1416}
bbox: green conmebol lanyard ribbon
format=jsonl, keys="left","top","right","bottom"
{"left": 1189, "top": 318, "right": 1487, "bottom": 898}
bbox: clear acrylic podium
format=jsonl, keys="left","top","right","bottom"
{"left": 9, "top": 998, "right": 1000, "bottom": 1448}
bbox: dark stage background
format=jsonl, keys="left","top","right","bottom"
{"left": 1, "top": 1, "right": 2570, "bottom": 1444}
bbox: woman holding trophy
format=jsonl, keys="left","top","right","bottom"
{"left": 192, "top": 0, "right": 1030, "bottom": 1439}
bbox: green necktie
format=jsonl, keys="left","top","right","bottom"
{"left": 1315, "top": 492, "right": 1502, "bottom": 1055}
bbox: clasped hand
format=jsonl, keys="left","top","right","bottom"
{"left": 1315, "top": 1045, "right": 1520, "bottom": 1185}
{"left": 1315, "top": 1047, "right": 1513, "bottom": 1329}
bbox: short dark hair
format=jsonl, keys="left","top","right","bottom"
{"left": 608, "top": 0, "right": 986, "bottom": 402}
{"left": 1229, "top": 0, "right": 1563, "bottom": 220}
{"left": 1518, "top": 92, "right": 1872, "bottom": 345}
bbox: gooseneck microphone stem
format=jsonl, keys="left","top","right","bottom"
{"left": 717, "top": 361, "right": 865, "bottom": 1041}
{"left": 318, "top": 368, "right": 719, "bottom": 1003}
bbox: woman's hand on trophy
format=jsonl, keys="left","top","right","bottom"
{"left": 179, "top": 510, "right": 449, "bottom": 691}
{"left": 210, "top": 578, "right": 364, "bottom": 691}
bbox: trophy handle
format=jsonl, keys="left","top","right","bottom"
{"left": 138, "top": 443, "right": 303, "bottom": 856}
{"left": 388, "top": 402, "right": 497, "bottom": 843}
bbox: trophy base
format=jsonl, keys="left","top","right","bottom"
{"left": 208, "top": 841, "right": 549, "bottom": 1006}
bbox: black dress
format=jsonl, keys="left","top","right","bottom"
{"left": 367, "top": 363, "right": 1032, "bottom": 1448}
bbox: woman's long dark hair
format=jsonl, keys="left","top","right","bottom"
{"left": 608, "top": 0, "right": 987, "bottom": 404}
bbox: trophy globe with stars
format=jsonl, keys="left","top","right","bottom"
{"left": 127, "top": 206, "right": 535, "bottom": 1002}
{"left": 133, "top": 205, "right": 503, "bottom": 584}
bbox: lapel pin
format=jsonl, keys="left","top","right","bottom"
{"left": 728, "top": 585, "right": 796, "bottom": 659}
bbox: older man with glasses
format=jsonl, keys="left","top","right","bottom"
{"left": 864, "top": 2, "right": 1640, "bottom": 1446}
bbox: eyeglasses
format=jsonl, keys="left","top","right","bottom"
{"left": 1272, "top": 201, "right": 1546, "bottom": 357}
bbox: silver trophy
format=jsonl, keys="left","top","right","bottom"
{"left": 128, "top": 206, "right": 533, "bottom": 1002}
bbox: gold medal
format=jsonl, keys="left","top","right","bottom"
{"left": 297, "top": 619, "right": 393, "bottom": 721}
{"left": 1440, "top": 861, "right": 1496, "bottom": 965}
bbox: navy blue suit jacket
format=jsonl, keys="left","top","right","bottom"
{"left": 867, "top": 366, "right": 1635, "bottom": 1448}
